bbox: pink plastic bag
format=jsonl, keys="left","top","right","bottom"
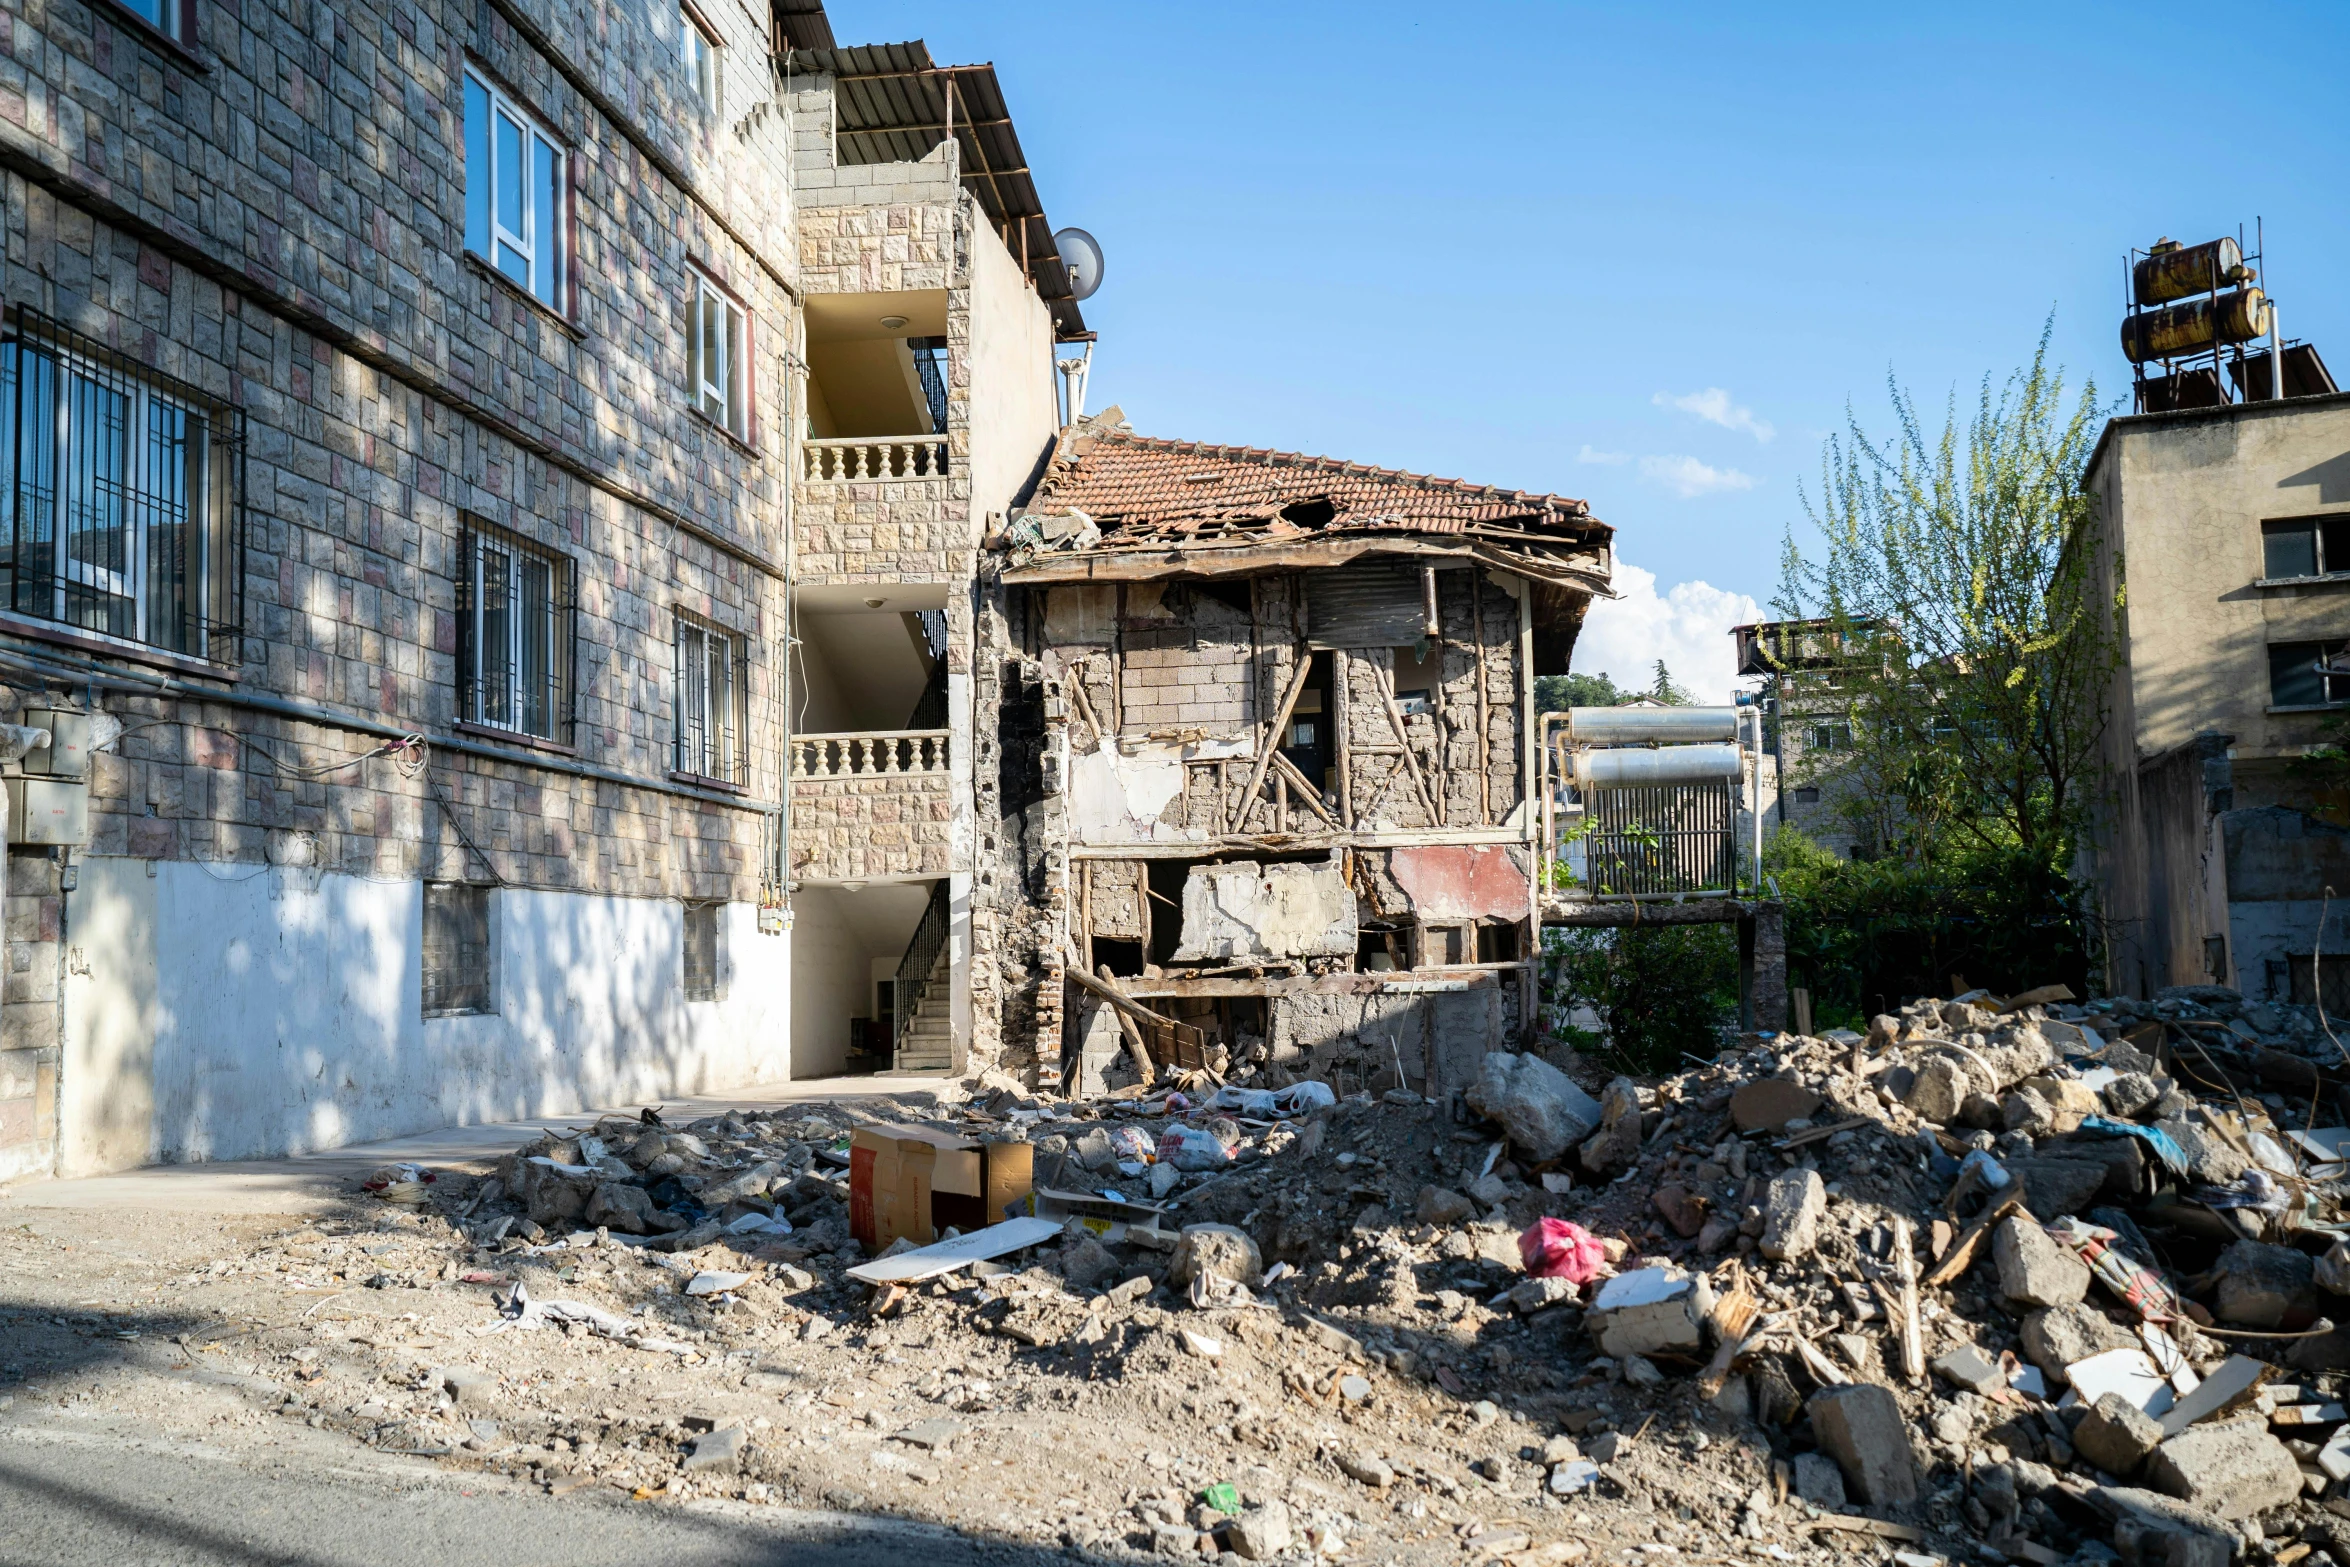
{"left": 1519, "top": 1217, "right": 1606, "bottom": 1284}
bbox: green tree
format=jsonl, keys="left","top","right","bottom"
{"left": 1647, "top": 659, "right": 1692, "bottom": 706}
{"left": 1774, "top": 322, "right": 2117, "bottom": 868}
{"left": 1534, "top": 670, "right": 1631, "bottom": 712}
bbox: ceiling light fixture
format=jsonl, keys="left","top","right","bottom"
{"left": 864, "top": 597, "right": 888, "bottom": 608}
{"left": 879, "top": 315, "right": 908, "bottom": 330}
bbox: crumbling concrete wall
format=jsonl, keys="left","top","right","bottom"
{"left": 1269, "top": 984, "right": 1522, "bottom": 1101}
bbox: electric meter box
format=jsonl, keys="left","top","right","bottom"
{"left": 21, "top": 709, "right": 90, "bottom": 780}
{"left": 5, "top": 776, "right": 88, "bottom": 845}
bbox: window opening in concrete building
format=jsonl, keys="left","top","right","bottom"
{"left": 1805, "top": 720, "right": 1853, "bottom": 751}
{"left": 1279, "top": 650, "right": 1335, "bottom": 794}
{"left": 1145, "top": 860, "right": 1191, "bottom": 969}
{"left": 115, "top": 0, "right": 192, "bottom": 47}
{"left": 2262, "top": 515, "right": 2350, "bottom": 580}
{"left": 673, "top": 614, "right": 742, "bottom": 781}
{"left": 462, "top": 70, "right": 566, "bottom": 311}
{"left": 680, "top": 3, "right": 721, "bottom": 114}
{"left": 683, "top": 901, "right": 722, "bottom": 1001}
{"left": 458, "top": 520, "right": 574, "bottom": 743}
{"left": 423, "top": 883, "right": 493, "bottom": 1016}
{"left": 0, "top": 312, "right": 241, "bottom": 658}
{"left": 2269, "top": 639, "right": 2350, "bottom": 708}
{"left": 690, "top": 271, "right": 749, "bottom": 441}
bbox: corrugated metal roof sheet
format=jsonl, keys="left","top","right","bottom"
{"left": 785, "top": 41, "right": 1087, "bottom": 340}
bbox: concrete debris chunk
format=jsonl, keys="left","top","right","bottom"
{"left": 1415, "top": 1185, "right": 1475, "bottom": 1226}
{"left": 2103, "top": 1072, "right": 2164, "bottom": 1119}
{"left": 681, "top": 1424, "right": 748, "bottom": 1473}
{"left": 1759, "top": 1168, "right": 1825, "bottom": 1262}
{"left": 1462, "top": 1052, "right": 1604, "bottom": 1162}
{"left": 1931, "top": 1344, "right": 2006, "bottom": 1394}
{"left": 1729, "top": 1077, "right": 1822, "bottom": 1134}
{"left": 2212, "top": 1239, "right": 2318, "bottom": 1329}
{"left": 2144, "top": 1417, "right": 2304, "bottom": 1520}
{"left": 1225, "top": 1499, "right": 1293, "bottom": 1561}
{"left": 2021, "top": 1303, "right": 2139, "bottom": 1384}
{"left": 1586, "top": 1266, "right": 1712, "bottom": 1359}
{"left": 1168, "top": 1224, "right": 1263, "bottom": 1292}
{"left": 1578, "top": 1077, "right": 1644, "bottom": 1177}
{"left": 2090, "top": 1486, "right": 2239, "bottom": 1567}
{"left": 1993, "top": 1215, "right": 2092, "bottom": 1308}
{"left": 2075, "top": 1392, "right": 2166, "bottom": 1477}
{"left": 1807, "top": 1383, "right": 1921, "bottom": 1505}
{"left": 1791, "top": 1451, "right": 1846, "bottom": 1508}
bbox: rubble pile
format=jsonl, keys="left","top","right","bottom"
{"left": 77, "top": 979, "right": 2350, "bottom": 1565}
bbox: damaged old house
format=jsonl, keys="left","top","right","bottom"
{"left": 965, "top": 410, "right": 1614, "bottom": 1096}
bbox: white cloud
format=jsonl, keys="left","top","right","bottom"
{"left": 1654, "top": 387, "right": 1775, "bottom": 443}
{"left": 1572, "top": 558, "right": 1763, "bottom": 704}
{"left": 1639, "top": 453, "right": 1760, "bottom": 498}
{"left": 1576, "top": 444, "right": 1630, "bottom": 465}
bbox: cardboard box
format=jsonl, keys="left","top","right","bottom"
{"left": 850, "top": 1125, "right": 1034, "bottom": 1251}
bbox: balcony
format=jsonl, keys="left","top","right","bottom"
{"left": 803, "top": 436, "right": 950, "bottom": 482}
{"left": 787, "top": 594, "right": 956, "bottom": 883}
{"left": 791, "top": 730, "right": 950, "bottom": 779}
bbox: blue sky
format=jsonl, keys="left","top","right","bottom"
{"left": 833, "top": 2, "right": 2350, "bottom": 697}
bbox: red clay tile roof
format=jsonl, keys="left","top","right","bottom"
{"left": 1028, "top": 426, "right": 1608, "bottom": 544}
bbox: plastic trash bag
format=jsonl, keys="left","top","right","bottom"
{"left": 1158, "top": 1125, "right": 1233, "bottom": 1171}
{"left": 1204, "top": 1082, "right": 1336, "bottom": 1119}
{"left": 1518, "top": 1217, "right": 1607, "bottom": 1284}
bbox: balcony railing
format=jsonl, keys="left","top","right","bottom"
{"left": 790, "top": 729, "right": 951, "bottom": 780}
{"left": 802, "top": 436, "right": 950, "bottom": 481}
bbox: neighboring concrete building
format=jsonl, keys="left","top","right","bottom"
{"left": 1732, "top": 617, "right": 1873, "bottom": 858}
{"left": 981, "top": 412, "right": 1614, "bottom": 1095}
{"left": 0, "top": 0, "right": 1090, "bottom": 1179}
{"left": 2081, "top": 390, "right": 2350, "bottom": 1002}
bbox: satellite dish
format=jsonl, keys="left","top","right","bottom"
{"left": 1054, "top": 227, "right": 1105, "bottom": 301}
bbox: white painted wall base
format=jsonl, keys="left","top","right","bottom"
{"left": 59, "top": 858, "right": 791, "bottom": 1174}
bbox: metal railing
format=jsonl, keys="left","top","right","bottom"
{"left": 1569, "top": 780, "right": 1739, "bottom": 899}
{"left": 802, "top": 436, "right": 950, "bottom": 481}
{"left": 789, "top": 729, "right": 950, "bottom": 779}
{"left": 893, "top": 879, "right": 951, "bottom": 1061}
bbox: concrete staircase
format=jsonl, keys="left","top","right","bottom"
{"left": 892, "top": 943, "right": 953, "bottom": 1074}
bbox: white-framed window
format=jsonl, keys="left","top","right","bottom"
{"left": 681, "top": 3, "right": 722, "bottom": 113}
{"left": 689, "top": 271, "right": 749, "bottom": 441}
{"left": 462, "top": 68, "right": 567, "bottom": 312}
{"left": 116, "top": 0, "right": 193, "bottom": 47}
{"left": 458, "top": 519, "right": 573, "bottom": 742}
{"left": 674, "top": 614, "right": 742, "bottom": 781}
{"left": 0, "top": 312, "right": 240, "bottom": 658}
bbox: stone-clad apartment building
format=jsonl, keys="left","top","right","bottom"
{"left": 0, "top": 0, "right": 1084, "bottom": 1178}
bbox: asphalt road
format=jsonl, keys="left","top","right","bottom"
{"left": 0, "top": 1422, "right": 1082, "bottom": 1567}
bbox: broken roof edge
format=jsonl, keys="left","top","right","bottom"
{"left": 998, "top": 533, "right": 1616, "bottom": 597}
{"left": 1047, "top": 421, "right": 1603, "bottom": 526}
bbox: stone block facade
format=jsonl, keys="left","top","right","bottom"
{"left": 0, "top": 0, "right": 808, "bottom": 1177}
{"left": 788, "top": 770, "right": 953, "bottom": 882}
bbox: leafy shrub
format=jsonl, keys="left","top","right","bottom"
{"left": 1542, "top": 923, "right": 1740, "bottom": 1074}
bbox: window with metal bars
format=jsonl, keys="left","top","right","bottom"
{"left": 455, "top": 519, "right": 574, "bottom": 743}
{"left": 0, "top": 309, "right": 244, "bottom": 659}
{"left": 682, "top": 901, "right": 722, "bottom": 1001}
{"left": 422, "top": 882, "right": 494, "bottom": 1015}
{"left": 909, "top": 336, "right": 948, "bottom": 433}
{"left": 673, "top": 614, "right": 743, "bottom": 781}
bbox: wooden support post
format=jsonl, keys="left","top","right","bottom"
{"left": 1233, "top": 655, "right": 1314, "bottom": 834}
{"left": 1470, "top": 577, "right": 1491, "bottom": 825}
{"left": 1335, "top": 652, "right": 1354, "bottom": 828}
{"left": 1373, "top": 661, "right": 1443, "bottom": 825}
{"left": 1096, "top": 963, "right": 1158, "bottom": 1082}
{"left": 1269, "top": 750, "right": 1339, "bottom": 826}
{"left": 1066, "top": 667, "right": 1106, "bottom": 750}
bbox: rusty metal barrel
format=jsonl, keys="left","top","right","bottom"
{"left": 2133, "top": 237, "right": 2246, "bottom": 307}
{"left": 2121, "top": 287, "right": 2270, "bottom": 363}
